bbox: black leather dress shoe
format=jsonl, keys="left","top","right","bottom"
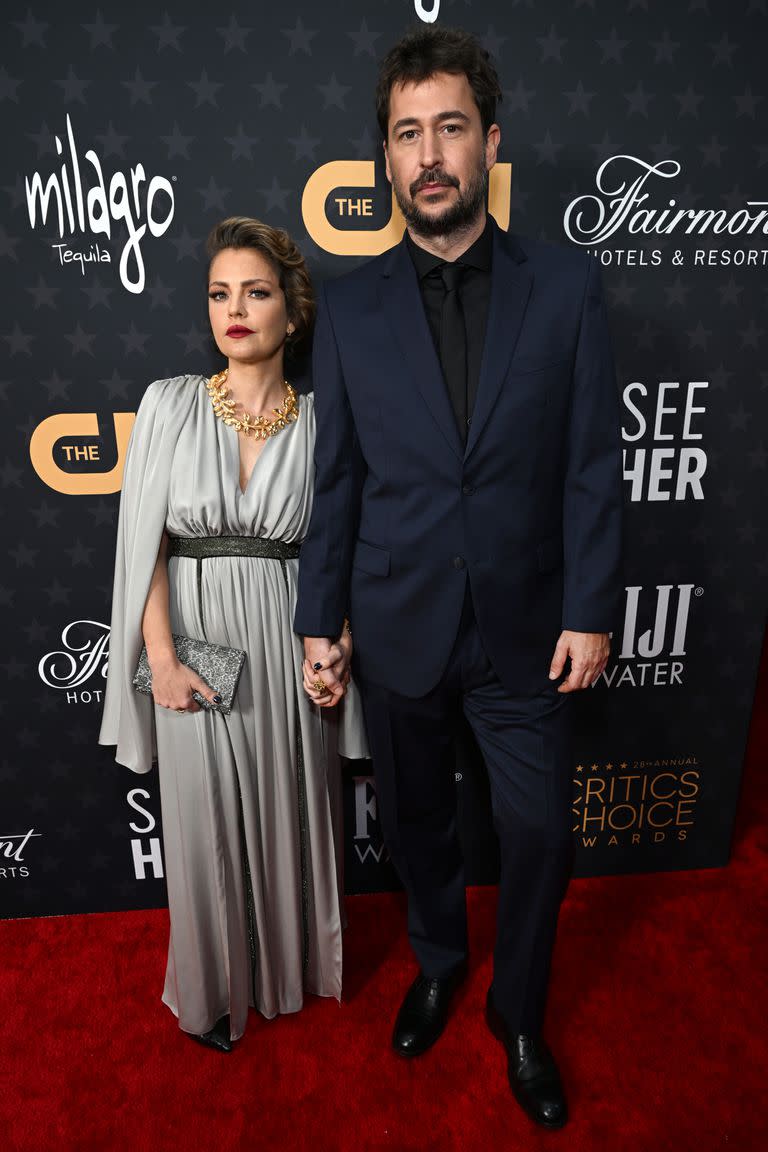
{"left": 392, "top": 966, "right": 466, "bottom": 1058}
{"left": 193, "top": 1014, "right": 233, "bottom": 1053}
{"left": 485, "top": 989, "right": 567, "bottom": 1129}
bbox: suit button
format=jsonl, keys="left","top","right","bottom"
{"left": 452, "top": 555, "right": 465, "bottom": 570}
{"left": 462, "top": 483, "right": 474, "bottom": 496}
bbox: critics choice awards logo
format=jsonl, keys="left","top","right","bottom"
{"left": 564, "top": 155, "right": 768, "bottom": 268}
{"left": 573, "top": 757, "right": 701, "bottom": 849}
{"left": 38, "top": 620, "right": 110, "bottom": 704}
{"left": 24, "top": 115, "right": 175, "bottom": 294}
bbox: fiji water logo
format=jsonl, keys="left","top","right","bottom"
{"left": 38, "top": 620, "right": 110, "bottom": 704}
{"left": 25, "top": 115, "right": 175, "bottom": 294}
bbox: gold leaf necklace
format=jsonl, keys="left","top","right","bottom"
{"left": 206, "top": 368, "right": 298, "bottom": 440}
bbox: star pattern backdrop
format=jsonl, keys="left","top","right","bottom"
{"left": 1, "top": 0, "right": 766, "bottom": 918}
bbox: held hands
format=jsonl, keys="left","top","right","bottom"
{"left": 549, "top": 630, "right": 610, "bottom": 693}
{"left": 302, "top": 631, "right": 352, "bottom": 709}
{"left": 149, "top": 653, "right": 220, "bottom": 714}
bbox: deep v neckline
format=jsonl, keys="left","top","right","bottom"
{"left": 225, "top": 396, "right": 302, "bottom": 498}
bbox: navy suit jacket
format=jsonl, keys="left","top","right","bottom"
{"left": 294, "top": 219, "right": 623, "bottom": 698}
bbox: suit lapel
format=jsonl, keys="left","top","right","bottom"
{"left": 379, "top": 239, "right": 464, "bottom": 460}
{"left": 465, "top": 224, "right": 533, "bottom": 458}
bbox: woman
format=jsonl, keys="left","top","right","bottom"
{"left": 100, "top": 217, "right": 367, "bottom": 1051}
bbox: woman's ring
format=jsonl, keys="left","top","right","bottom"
{"left": 312, "top": 678, "right": 327, "bottom": 693}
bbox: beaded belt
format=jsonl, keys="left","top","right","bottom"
{"left": 168, "top": 535, "right": 300, "bottom": 561}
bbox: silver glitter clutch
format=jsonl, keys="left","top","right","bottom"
{"left": 133, "top": 633, "right": 246, "bottom": 715}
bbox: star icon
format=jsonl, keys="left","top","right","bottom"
{"left": 119, "top": 323, "right": 150, "bottom": 356}
{"left": 350, "top": 126, "right": 375, "bottom": 160}
{"left": 711, "top": 34, "right": 737, "bottom": 66}
{"left": 537, "top": 25, "right": 565, "bottom": 63}
{"left": 122, "top": 68, "right": 159, "bottom": 106}
{"left": 198, "top": 176, "right": 231, "bottom": 212}
{"left": 283, "top": 17, "right": 318, "bottom": 56}
{"left": 699, "top": 136, "right": 726, "bottom": 166}
{"left": 625, "top": 83, "right": 653, "bottom": 117}
{"left": 94, "top": 122, "right": 129, "bottom": 159}
{"left": 564, "top": 81, "right": 594, "bottom": 116}
{"left": 504, "top": 78, "right": 535, "bottom": 115}
{"left": 289, "top": 126, "right": 321, "bottom": 163}
{"left": 3, "top": 324, "right": 33, "bottom": 356}
{"left": 253, "top": 73, "right": 287, "bottom": 108}
{"left": 26, "top": 274, "right": 60, "bottom": 310}
{"left": 217, "top": 15, "right": 252, "bottom": 53}
{"left": 64, "top": 323, "right": 97, "bottom": 356}
{"left": 177, "top": 326, "right": 210, "bottom": 355}
{"left": 675, "top": 85, "right": 704, "bottom": 118}
{"left": 82, "top": 12, "right": 117, "bottom": 50}
{"left": 188, "top": 70, "right": 223, "bottom": 108}
{"left": 317, "top": 74, "right": 350, "bottom": 110}
{"left": 597, "top": 28, "right": 627, "bottom": 64}
{"left": 347, "top": 19, "right": 380, "bottom": 57}
{"left": 651, "top": 30, "right": 679, "bottom": 64}
{"left": 80, "top": 277, "right": 115, "bottom": 310}
{"left": 147, "top": 276, "right": 175, "bottom": 309}
{"left": 734, "top": 87, "right": 761, "bottom": 118}
{"left": 160, "top": 123, "right": 193, "bottom": 161}
{"left": 170, "top": 227, "right": 200, "bottom": 261}
{"left": 260, "top": 177, "right": 291, "bottom": 213}
{"left": 533, "top": 131, "right": 561, "bottom": 165}
{"left": 0, "top": 67, "right": 22, "bottom": 102}
{"left": 14, "top": 10, "right": 49, "bottom": 48}
{"left": 101, "top": 369, "right": 133, "bottom": 401}
{"left": 225, "top": 125, "right": 258, "bottom": 162}
{"left": 150, "top": 13, "right": 185, "bottom": 52}
{"left": 41, "top": 369, "right": 72, "bottom": 400}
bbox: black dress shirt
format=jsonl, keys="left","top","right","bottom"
{"left": 406, "top": 219, "right": 493, "bottom": 435}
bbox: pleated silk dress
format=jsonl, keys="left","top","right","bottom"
{"left": 99, "top": 376, "right": 368, "bottom": 1041}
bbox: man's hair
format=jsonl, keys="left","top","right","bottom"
{"left": 375, "top": 25, "right": 502, "bottom": 141}
{"left": 206, "top": 216, "right": 315, "bottom": 349}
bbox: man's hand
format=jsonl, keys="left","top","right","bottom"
{"left": 549, "top": 630, "right": 610, "bottom": 693}
{"left": 302, "top": 632, "right": 352, "bottom": 708}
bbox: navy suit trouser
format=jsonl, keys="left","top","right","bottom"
{"left": 358, "top": 592, "right": 574, "bottom": 1036}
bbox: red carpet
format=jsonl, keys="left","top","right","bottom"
{"left": 3, "top": 650, "right": 766, "bottom": 1151}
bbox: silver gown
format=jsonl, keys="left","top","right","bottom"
{"left": 99, "top": 376, "right": 368, "bottom": 1040}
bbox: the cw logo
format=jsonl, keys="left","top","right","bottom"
{"left": 30, "top": 412, "right": 134, "bottom": 494}
{"left": 302, "top": 160, "right": 512, "bottom": 256}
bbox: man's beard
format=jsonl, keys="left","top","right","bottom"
{"left": 393, "top": 159, "right": 489, "bottom": 239}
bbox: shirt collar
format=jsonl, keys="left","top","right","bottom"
{"left": 406, "top": 216, "right": 493, "bottom": 280}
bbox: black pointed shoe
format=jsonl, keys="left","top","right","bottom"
{"left": 485, "top": 988, "right": 567, "bottom": 1130}
{"left": 193, "top": 1014, "right": 233, "bottom": 1054}
{"left": 392, "top": 966, "right": 467, "bottom": 1058}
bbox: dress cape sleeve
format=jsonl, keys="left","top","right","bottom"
{"left": 98, "top": 376, "right": 199, "bottom": 773}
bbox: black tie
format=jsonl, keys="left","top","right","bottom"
{"left": 438, "top": 262, "right": 468, "bottom": 443}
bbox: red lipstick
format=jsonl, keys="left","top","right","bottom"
{"left": 226, "top": 325, "right": 255, "bottom": 338}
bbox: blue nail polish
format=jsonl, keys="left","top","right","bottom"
{"left": 213, "top": 694, "right": 223, "bottom": 704}
{"left": 313, "top": 662, "right": 322, "bottom": 671}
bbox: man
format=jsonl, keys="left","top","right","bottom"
{"left": 295, "top": 25, "right": 622, "bottom": 1130}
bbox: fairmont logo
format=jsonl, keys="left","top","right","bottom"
{"left": 24, "top": 115, "right": 175, "bottom": 294}
{"left": 564, "top": 156, "right": 768, "bottom": 246}
{"left": 38, "top": 620, "right": 110, "bottom": 704}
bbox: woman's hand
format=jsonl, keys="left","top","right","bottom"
{"left": 150, "top": 654, "right": 219, "bottom": 714}
{"left": 302, "top": 629, "right": 352, "bottom": 709}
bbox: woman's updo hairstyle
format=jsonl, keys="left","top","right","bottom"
{"left": 206, "top": 216, "right": 315, "bottom": 351}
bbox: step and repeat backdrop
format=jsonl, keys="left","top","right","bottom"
{"left": 2, "top": 0, "right": 766, "bottom": 918}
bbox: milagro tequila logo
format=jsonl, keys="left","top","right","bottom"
{"left": 25, "top": 115, "right": 175, "bottom": 293}
{"left": 38, "top": 619, "right": 110, "bottom": 704}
